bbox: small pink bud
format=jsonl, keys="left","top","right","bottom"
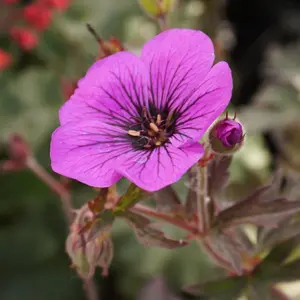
{"left": 209, "top": 114, "right": 244, "bottom": 155}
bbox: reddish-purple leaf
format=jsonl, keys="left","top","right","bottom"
{"left": 213, "top": 179, "right": 300, "bottom": 229}
{"left": 206, "top": 232, "right": 246, "bottom": 275}
{"left": 123, "top": 211, "right": 187, "bottom": 249}
{"left": 208, "top": 155, "right": 232, "bottom": 198}
{"left": 154, "top": 186, "right": 182, "bottom": 212}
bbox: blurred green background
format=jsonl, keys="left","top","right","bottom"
{"left": 1, "top": 0, "right": 300, "bottom": 299}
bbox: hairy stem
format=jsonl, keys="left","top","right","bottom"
{"left": 26, "top": 156, "right": 99, "bottom": 300}
{"left": 198, "top": 165, "right": 210, "bottom": 234}
{"left": 26, "top": 156, "right": 73, "bottom": 223}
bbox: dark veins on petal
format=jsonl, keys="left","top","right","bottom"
{"left": 83, "top": 59, "right": 217, "bottom": 152}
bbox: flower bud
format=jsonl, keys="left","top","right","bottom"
{"left": 66, "top": 204, "right": 114, "bottom": 278}
{"left": 0, "top": 49, "right": 13, "bottom": 71}
{"left": 138, "top": 0, "right": 177, "bottom": 18}
{"left": 10, "top": 27, "right": 38, "bottom": 51}
{"left": 208, "top": 114, "right": 244, "bottom": 155}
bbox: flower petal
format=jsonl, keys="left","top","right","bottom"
{"left": 50, "top": 120, "right": 131, "bottom": 187}
{"left": 141, "top": 28, "right": 214, "bottom": 112}
{"left": 59, "top": 52, "right": 149, "bottom": 127}
{"left": 117, "top": 142, "right": 204, "bottom": 192}
{"left": 170, "top": 61, "right": 233, "bottom": 147}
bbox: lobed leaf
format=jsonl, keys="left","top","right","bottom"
{"left": 123, "top": 211, "right": 187, "bottom": 249}
{"left": 213, "top": 178, "right": 300, "bottom": 229}
{"left": 206, "top": 232, "right": 247, "bottom": 275}
{"left": 207, "top": 155, "right": 232, "bottom": 199}
{"left": 154, "top": 186, "right": 182, "bottom": 212}
{"left": 256, "top": 218, "right": 300, "bottom": 252}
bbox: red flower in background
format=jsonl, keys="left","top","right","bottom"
{"left": 0, "top": 49, "right": 13, "bottom": 71}
{"left": 44, "top": 0, "right": 71, "bottom": 11}
{"left": 23, "top": 3, "right": 53, "bottom": 31}
{"left": 10, "top": 27, "right": 38, "bottom": 50}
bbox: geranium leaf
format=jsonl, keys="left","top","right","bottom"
{"left": 208, "top": 155, "right": 232, "bottom": 198}
{"left": 123, "top": 211, "right": 187, "bottom": 249}
{"left": 154, "top": 186, "right": 181, "bottom": 212}
{"left": 213, "top": 178, "right": 300, "bottom": 229}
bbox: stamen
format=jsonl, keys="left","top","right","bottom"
{"left": 149, "top": 122, "right": 159, "bottom": 133}
{"left": 128, "top": 130, "right": 141, "bottom": 137}
{"left": 156, "top": 114, "right": 162, "bottom": 125}
{"left": 155, "top": 141, "right": 162, "bottom": 146}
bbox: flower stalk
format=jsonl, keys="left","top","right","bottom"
{"left": 24, "top": 156, "right": 99, "bottom": 300}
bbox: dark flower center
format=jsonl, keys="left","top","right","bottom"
{"left": 127, "top": 105, "right": 176, "bottom": 150}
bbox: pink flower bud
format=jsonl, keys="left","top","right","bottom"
{"left": 216, "top": 119, "right": 243, "bottom": 148}
{"left": 209, "top": 114, "right": 244, "bottom": 155}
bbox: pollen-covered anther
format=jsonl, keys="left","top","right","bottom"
{"left": 128, "top": 130, "right": 141, "bottom": 137}
{"left": 149, "top": 122, "right": 159, "bottom": 132}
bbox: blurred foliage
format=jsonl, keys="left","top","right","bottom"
{"left": 1, "top": 0, "right": 300, "bottom": 299}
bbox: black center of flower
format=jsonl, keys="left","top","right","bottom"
{"left": 127, "top": 104, "right": 176, "bottom": 150}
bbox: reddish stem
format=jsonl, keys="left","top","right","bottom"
{"left": 26, "top": 156, "right": 73, "bottom": 223}
{"left": 25, "top": 156, "right": 99, "bottom": 300}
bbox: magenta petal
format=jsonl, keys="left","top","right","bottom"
{"left": 141, "top": 28, "right": 214, "bottom": 111}
{"left": 50, "top": 120, "right": 131, "bottom": 187}
{"left": 117, "top": 142, "right": 204, "bottom": 192}
{"left": 169, "top": 61, "right": 233, "bottom": 147}
{"left": 59, "top": 52, "right": 149, "bottom": 126}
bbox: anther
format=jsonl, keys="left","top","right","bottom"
{"left": 155, "top": 141, "right": 162, "bottom": 146}
{"left": 149, "top": 122, "right": 159, "bottom": 132}
{"left": 156, "top": 114, "right": 162, "bottom": 125}
{"left": 128, "top": 130, "right": 141, "bottom": 137}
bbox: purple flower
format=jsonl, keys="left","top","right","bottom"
{"left": 50, "top": 29, "right": 233, "bottom": 192}
{"left": 216, "top": 119, "right": 243, "bottom": 147}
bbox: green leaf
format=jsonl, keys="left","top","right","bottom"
{"left": 114, "top": 184, "right": 147, "bottom": 212}
{"left": 184, "top": 276, "right": 247, "bottom": 300}
{"left": 123, "top": 211, "right": 187, "bottom": 249}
